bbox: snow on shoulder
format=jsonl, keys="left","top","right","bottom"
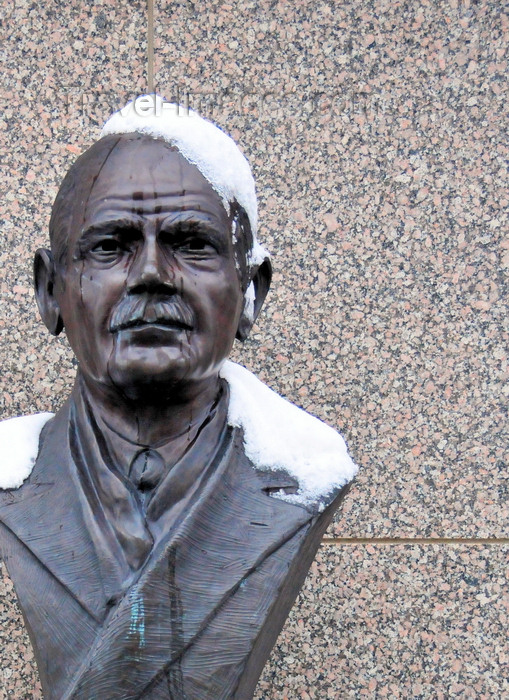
{"left": 0, "top": 413, "right": 54, "bottom": 489}
{"left": 220, "top": 361, "right": 358, "bottom": 510}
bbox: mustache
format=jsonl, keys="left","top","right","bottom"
{"left": 109, "top": 295, "right": 195, "bottom": 332}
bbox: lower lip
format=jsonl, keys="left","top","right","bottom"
{"left": 115, "top": 324, "right": 192, "bottom": 343}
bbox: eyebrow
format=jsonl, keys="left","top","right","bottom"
{"left": 158, "top": 212, "right": 227, "bottom": 240}
{"left": 79, "top": 217, "right": 144, "bottom": 242}
{"left": 159, "top": 210, "right": 221, "bottom": 229}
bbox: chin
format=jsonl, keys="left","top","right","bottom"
{"left": 111, "top": 371, "right": 191, "bottom": 403}
{"left": 108, "top": 347, "right": 194, "bottom": 400}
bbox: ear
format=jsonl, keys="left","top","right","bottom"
{"left": 34, "top": 248, "right": 64, "bottom": 336}
{"left": 236, "top": 258, "right": 272, "bottom": 341}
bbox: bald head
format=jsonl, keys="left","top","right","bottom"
{"left": 49, "top": 134, "right": 256, "bottom": 287}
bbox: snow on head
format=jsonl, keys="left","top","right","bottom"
{"left": 0, "top": 413, "right": 54, "bottom": 489}
{"left": 101, "top": 96, "right": 267, "bottom": 262}
{"left": 220, "top": 361, "right": 358, "bottom": 509}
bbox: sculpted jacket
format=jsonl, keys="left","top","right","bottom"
{"left": 0, "top": 362, "right": 357, "bottom": 700}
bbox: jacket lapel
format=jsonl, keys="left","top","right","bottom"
{"left": 0, "top": 403, "right": 109, "bottom": 622}
{"left": 65, "top": 428, "right": 314, "bottom": 699}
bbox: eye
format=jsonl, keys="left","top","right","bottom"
{"left": 84, "top": 237, "right": 132, "bottom": 263}
{"left": 182, "top": 238, "right": 208, "bottom": 250}
{"left": 176, "top": 237, "right": 218, "bottom": 256}
{"left": 92, "top": 239, "right": 124, "bottom": 254}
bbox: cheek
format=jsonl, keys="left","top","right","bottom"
{"left": 78, "top": 268, "right": 126, "bottom": 328}
{"left": 203, "top": 277, "right": 243, "bottom": 330}
{"left": 57, "top": 269, "right": 120, "bottom": 354}
{"left": 80, "top": 275, "right": 110, "bottom": 322}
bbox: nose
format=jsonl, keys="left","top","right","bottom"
{"left": 127, "top": 234, "right": 175, "bottom": 292}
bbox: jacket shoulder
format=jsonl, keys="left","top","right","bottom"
{"left": 0, "top": 413, "right": 54, "bottom": 490}
{"left": 220, "top": 361, "right": 358, "bottom": 512}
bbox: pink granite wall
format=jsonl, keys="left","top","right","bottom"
{"left": 0, "top": 0, "right": 507, "bottom": 697}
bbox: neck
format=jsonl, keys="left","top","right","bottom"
{"left": 75, "top": 370, "right": 222, "bottom": 446}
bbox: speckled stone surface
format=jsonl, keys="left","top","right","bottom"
{"left": 154, "top": 0, "right": 508, "bottom": 538}
{"left": 0, "top": 563, "right": 42, "bottom": 699}
{"left": 0, "top": 0, "right": 508, "bottom": 697}
{"left": 255, "top": 544, "right": 509, "bottom": 698}
{"left": 2, "top": 545, "right": 508, "bottom": 698}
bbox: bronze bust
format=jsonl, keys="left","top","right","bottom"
{"left": 0, "top": 97, "right": 357, "bottom": 699}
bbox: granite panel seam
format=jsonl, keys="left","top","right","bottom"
{"left": 147, "top": 0, "right": 154, "bottom": 93}
{"left": 322, "top": 537, "right": 509, "bottom": 545}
